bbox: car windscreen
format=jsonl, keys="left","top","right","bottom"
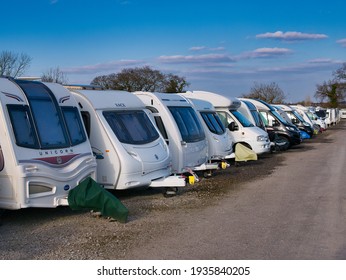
{"left": 103, "top": 110, "right": 160, "bottom": 145}
{"left": 168, "top": 106, "right": 205, "bottom": 143}
{"left": 230, "top": 110, "right": 254, "bottom": 127}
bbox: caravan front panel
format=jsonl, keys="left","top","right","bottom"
{"left": 0, "top": 78, "right": 96, "bottom": 210}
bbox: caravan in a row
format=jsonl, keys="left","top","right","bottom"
{"left": 69, "top": 88, "right": 186, "bottom": 193}
{"left": 134, "top": 91, "right": 221, "bottom": 179}
{"left": 0, "top": 77, "right": 97, "bottom": 210}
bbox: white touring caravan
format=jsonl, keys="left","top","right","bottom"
{"left": 134, "top": 91, "right": 218, "bottom": 180}
{"left": 187, "top": 97, "right": 233, "bottom": 168}
{"left": 181, "top": 91, "right": 271, "bottom": 155}
{"left": 0, "top": 77, "right": 97, "bottom": 210}
{"left": 68, "top": 88, "right": 186, "bottom": 192}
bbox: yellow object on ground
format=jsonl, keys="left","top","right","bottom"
{"left": 235, "top": 143, "right": 258, "bottom": 162}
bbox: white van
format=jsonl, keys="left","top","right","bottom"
{"left": 0, "top": 77, "right": 97, "bottom": 210}
{"left": 181, "top": 91, "right": 271, "bottom": 155}
{"left": 134, "top": 91, "right": 218, "bottom": 179}
{"left": 187, "top": 97, "right": 234, "bottom": 167}
{"left": 69, "top": 88, "right": 186, "bottom": 191}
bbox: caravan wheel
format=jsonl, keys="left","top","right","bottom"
{"left": 164, "top": 187, "right": 178, "bottom": 197}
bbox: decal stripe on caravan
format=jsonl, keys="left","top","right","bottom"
{"left": 19, "top": 153, "right": 92, "bottom": 166}
{"left": 59, "top": 96, "right": 70, "bottom": 103}
{"left": 1, "top": 91, "right": 24, "bottom": 102}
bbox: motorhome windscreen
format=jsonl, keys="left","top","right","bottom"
{"left": 229, "top": 110, "right": 254, "bottom": 127}
{"left": 250, "top": 111, "right": 264, "bottom": 128}
{"left": 271, "top": 110, "right": 290, "bottom": 125}
{"left": 200, "top": 112, "right": 225, "bottom": 135}
{"left": 315, "top": 110, "right": 326, "bottom": 118}
{"left": 103, "top": 110, "right": 160, "bottom": 145}
{"left": 168, "top": 106, "right": 205, "bottom": 142}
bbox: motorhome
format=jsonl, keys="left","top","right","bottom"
{"left": 0, "top": 77, "right": 97, "bottom": 210}
{"left": 274, "top": 104, "right": 314, "bottom": 137}
{"left": 180, "top": 91, "right": 271, "bottom": 155}
{"left": 68, "top": 88, "right": 186, "bottom": 192}
{"left": 134, "top": 91, "right": 218, "bottom": 179}
{"left": 238, "top": 98, "right": 266, "bottom": 130}
{"left": 291, "top": 104, "right": 327, "bottom": 132}
{"left": 243, "top": 98, "right": 302, "bottom": 148}
{"left": 187, "top": 97, "right": 233, "bottom": 167}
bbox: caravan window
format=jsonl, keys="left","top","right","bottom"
{"left": 7, "top": 105, "right": 39, "bottom": 148}
{"left": 15, "top": 80, "right": 87, "bottom": 149}
{"left": 62, "top": 107, "right": 87, "bottom": 145}
{"left": 200, "top": 112, "right": 225, "bottom": 135}
{"left": 103, "top": 110, "right": 160, "bottom": 145}
{"left": 168, "top": 106, "right": 205, "bottom": 143}
{"left": 30, "top": 95, "right": 69, "bottom": 148}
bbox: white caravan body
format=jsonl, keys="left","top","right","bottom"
{"left": 0, "top": 78, "right": 97, "bottom": 210}
{"left": 181, "top": 91, "right": 271, "bottom": 155}
{"left": 187, "top": 98, "right": 234, "bottom": 162}
{"left": 134, "top": 92, "right": 214, "bottom": 175}
{"left": 70, "top": 89, "right": 185, "bottom": 190}
{"left": 340, "top": 109, "right": 346, "bottom": 119}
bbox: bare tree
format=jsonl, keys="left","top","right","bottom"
{"left": 315, "top": 79, "right": 344, "bottom": 108}
{"left": 0, "top": 51, "right": 32, "bottom": 77}
{"left": 242, "top": 82, "right": 286, "bottom": 103}
{"left": 41, "top": 67, "right": 68, "bottom": 84}
{"left": 91, "top": 66, "right": 189, "bottom": 92}
{"left": 315, "top": 63, "right": 346, "bottom": 107}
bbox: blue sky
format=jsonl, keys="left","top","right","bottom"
{"left": 1, "top": 0, "right": 346, "bottom": 102}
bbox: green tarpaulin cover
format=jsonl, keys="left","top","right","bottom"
{"left": 68, "top": 177, "right": 128, "bottom": 223}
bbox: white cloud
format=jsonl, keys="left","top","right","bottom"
{"left": 158, "top": 54, "right": 235, "bottom": 64}
{"left": 256, "top": 31, "right": 328, "bottom": 41}
{"left": 63, "top": 60, "right": 145, "bottom": 74}
{"left": 240, "top": 47, "right": 293, "bottom": 59}
{"left": 189, "top": 46, "right": 207, "bottom": 51}
{"left": 337, "top": 38, "right": 346, "bottom": 47}
{"left": 50, "top": 0, "right": 58, "bottom": 4}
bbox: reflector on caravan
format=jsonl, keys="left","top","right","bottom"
{"left": 0, "top": 77, "right": 97, "bottom": 210}
{"left": 69, "top": 89, "right": 185, "bottom": 190}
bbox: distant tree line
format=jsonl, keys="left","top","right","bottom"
{"left": 1, "top": 49, "right": 346, "bottom": 106}
{"left": 91, "top": 66, "right": 189, "bottom": 93}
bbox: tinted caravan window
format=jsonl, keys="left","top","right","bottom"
{"left": 200, "top": 111, "right": 225, "bottom": 135}
{"left": 16, "top": 81, "right": 69, "bottom": 148}
{"left": 15, "top": 80, "right": 87, "bottom": 148}
{"left": 7, "top": 104, "right": 38, "bottom": 148}
{"left": 62, "top": 107, "right": 87, "bottom": 145}
{"left": 103, "top": 110, "right": 160, "bottom": 145}
{"left": 168, "top": 106, "right": 205, "bottom": 142}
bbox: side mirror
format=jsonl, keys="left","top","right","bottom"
{"left": 272, "top": 120, "right": 280, "bottom": 127}
{"left": 228, "top": 122, "right": 237, "bottom": 131}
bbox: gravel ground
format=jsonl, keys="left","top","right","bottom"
{"left": 0, "top": 126, "right": 335, "bottom": 260}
